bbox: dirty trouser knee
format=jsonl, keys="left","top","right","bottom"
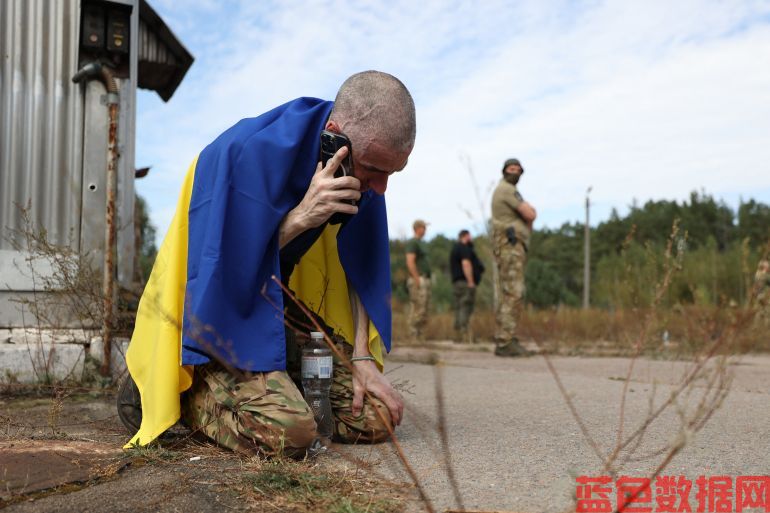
{"left": 330, "top": 353, "right": 393, "bottom": 444}
{"left": 181, "top": 362, "right": 316, "bottom": 456}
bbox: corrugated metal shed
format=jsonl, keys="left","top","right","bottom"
{"left": 0, "top": 0, "right": 192, "bottom": 327}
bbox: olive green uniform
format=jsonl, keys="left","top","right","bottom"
{"left": 490, "top": 178, "right": 530, "bottom": 342}
{"left": 405, "top": 237, "right": 431, "bottom": 340}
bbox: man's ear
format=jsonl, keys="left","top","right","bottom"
{"left": 325, "top": 120, "right": 340, "bottom": 133}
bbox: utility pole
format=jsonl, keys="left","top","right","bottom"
{"left": 583, "top": 186, "right": 592, "bottom": 310}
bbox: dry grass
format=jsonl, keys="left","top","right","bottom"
{"left": 393, "top": 305, "right": 769, "bottom": 356}
{"left": 240, "top": 459, "right": 405, "bottom": 513}
{"left": 124, "top": 441, "right": 408, "bottom": 513}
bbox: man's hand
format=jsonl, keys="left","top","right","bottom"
{"left": 298, "top": 146, "right": 361, "bottom": 226}
{"left": 279, "top": 147, "right": 361, "bottom": 247}
{"left": 351, "top": 359, "right": 404, "bottom": 427}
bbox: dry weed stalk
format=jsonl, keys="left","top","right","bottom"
{"left": 532, "top": 221, "right": 758, "bottom": 513}
{"left": 47, "top": 386, "right": 67, "bottom": 436}
{"left": 7, "top": 203, "right": 105, "bottom": 334}
{"left": 4, "top": 202, "right": 127, "bottom": 385}
{"left": 613, "top": 220, "right": 686, "bottom": 458}
{"left": 458, "top": 153, "right": 498, "bottom": 308}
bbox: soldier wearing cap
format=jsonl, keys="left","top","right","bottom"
{"left": 405, "top": 219, "right": 431, "bottom": 341}
{"left": 490, "top": 158, "right": 537, "bottom": 356}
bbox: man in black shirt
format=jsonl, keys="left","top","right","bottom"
{"left": 449, "top": 230, "right": 484, "bottom": 343}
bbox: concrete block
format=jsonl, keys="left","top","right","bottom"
{"left": 0, "top": 342, "right": 86, "bottom": 383}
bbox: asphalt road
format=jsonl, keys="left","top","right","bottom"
{"left": 3, "top": 345, "right": 769, "bottom": 513}
{"left": 338, "top": 345, "right": 770, "bottom": 513}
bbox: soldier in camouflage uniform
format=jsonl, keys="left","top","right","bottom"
{"left": 490, "top": 158, "right": 537, "bottom": 357}
{"left": 405, "top": 219, "right": 431, "bottom": 341}
{"left": 754, "top": 259, "right": 770, "bottom": 327}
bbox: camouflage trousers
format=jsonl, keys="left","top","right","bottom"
{"left": 492, "top": 230, "right": 527, "bottom": 342}
{"left": 407, "top": 275, "right": 431, "bottom": 340}
{"left": 452, "top": 281, "right": 476, "bottom": 333}
{"left": 181, "top": 341, "right": 392, "bottom": 457}
{"left": 756, "top": 290, "right": 770, "bottom": 327}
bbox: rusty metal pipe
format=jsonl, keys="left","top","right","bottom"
{"left": 73, "top": 62, "right": 120, "bottom": 377}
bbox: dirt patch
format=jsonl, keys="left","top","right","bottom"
{"left": 0, "top": 392, "right": 416, "bottom": 512}
{"left": 0, "top": 440, "right": 127, "bottom": 500}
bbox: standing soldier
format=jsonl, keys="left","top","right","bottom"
{"left": 405, "top": 219, "right": 431, "bottom": 342}
{"left": 491, "top": 158, "right": 536, "bottom": 356}
{"left": 450, "top": 230, "right": 485, "bottom": 343}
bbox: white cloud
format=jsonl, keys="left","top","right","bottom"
{"left": 137, "top": 0, "right": 770, "bottom": 245}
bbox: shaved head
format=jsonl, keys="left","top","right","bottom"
{"left": 330, "top": 71, "right": 416, "bottom": 154}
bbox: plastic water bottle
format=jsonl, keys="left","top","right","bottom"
{"left": 301, "top": 331, "right": 334, "bottom": 441}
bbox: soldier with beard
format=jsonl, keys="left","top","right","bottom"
{"left": 450, "top": 229, "right": 485, "bottom": 343}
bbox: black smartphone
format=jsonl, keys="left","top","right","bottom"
{"left": 319, "top": 130, "right": 358, "bottom": 224}
{"left": 320, "top": 130, "right": 353, "bottom": 180}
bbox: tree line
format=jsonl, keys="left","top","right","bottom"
{"left": 390, "top": 192, "right": 770, "bottom": 311}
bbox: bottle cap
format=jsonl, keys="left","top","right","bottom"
{"left": 310, "top": 331, "right": 324, "bottom": 340}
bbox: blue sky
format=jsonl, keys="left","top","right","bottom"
{"left": 136, "top": 0, "right": 770, "bottom": 244}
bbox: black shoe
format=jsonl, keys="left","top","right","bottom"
{"left": 116, "top": 374, "right": 142, "bottom": 435}
{"left": 494, "top": 338, "right": 531, "bottom": 357}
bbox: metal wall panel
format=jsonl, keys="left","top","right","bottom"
{"left": 0, "top": 0, "right": 139, "bottom": 326}
{"left": 0, "top": 0, "right": 84, "bottom": 252}
{"left": 79, "top": 80, "right": 109, "bottom": 261}
{"left": 116, "top": 4, "right": 138, "bottom": 285}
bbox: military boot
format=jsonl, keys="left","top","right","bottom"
{"left": 494, "top": 337, "right": 531, "bottom": 357}
{"left": 116, "top": 374, "right": 142, "bottom": 435}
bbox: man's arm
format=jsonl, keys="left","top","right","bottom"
{"left": 405, "top": 252, "right": 421, "bottom": 282}
{"left": 278, "top": 146, "right": 361, "bottom": 248}
{"left": 348, "top": 286, "right": 404, "bottom": 426}
{"left": 461, "top": 258, "right": 475, "bottom": 288}
{"left": 516, "top": 201, "right": 537, "bottom": 230}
